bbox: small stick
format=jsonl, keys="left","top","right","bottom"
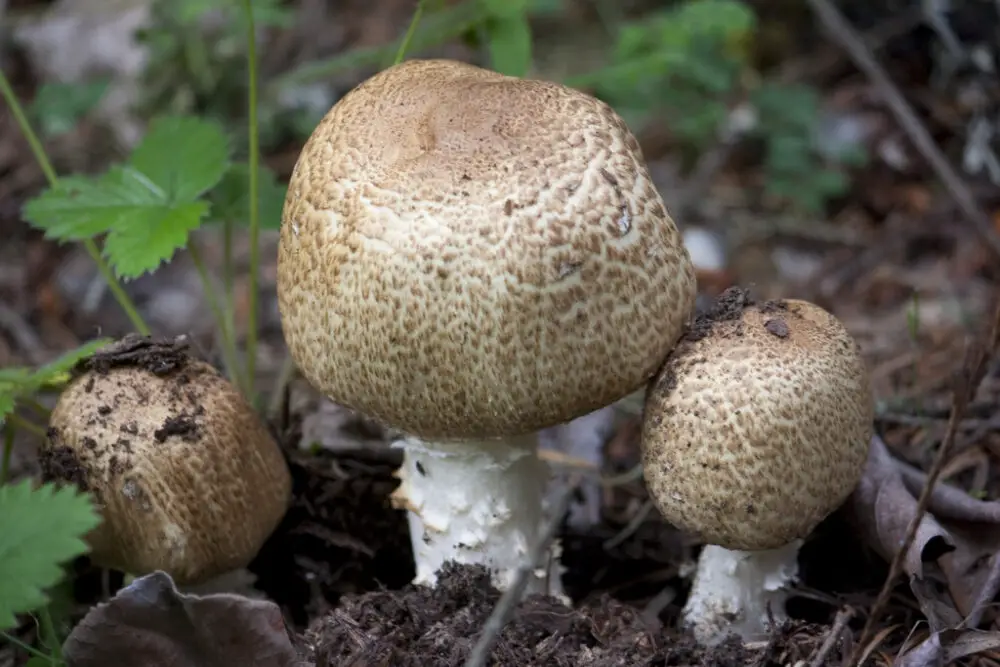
{"left": 810, "top": 607, "right": 854, "bottom": 667}
{"left": 847, "top": 298, "right": 1000, "bottom": 666}
{"left": 805, "top": 0, "right": 1000, "bottom": 261}
{"left": 463, "top": 476, "right": 580, "bottom": 667}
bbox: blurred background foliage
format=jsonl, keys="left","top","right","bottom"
{"left": 9, "top": 0, "right": 877, "bottom": 218}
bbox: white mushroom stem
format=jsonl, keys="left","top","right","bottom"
{"left": 391, "top": 434, "right": 566, "bottom": 600}
{"left": 682, "top": 540, "right": 802, "bottom": 646}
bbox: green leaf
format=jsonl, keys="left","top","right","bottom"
{"left": 208, "top": 162, "right": 287, "bottom": 230}
{"left": 29, "top": 79, "right": 110, "bottom": 138}
{"left": 31, "top": 339, "right": 112, "bottom": 389}
{"left": 0, "top": 479, "right": 101, "bottom": 630}
{"left": 103, "top": 200, "right": 209, "bottom": 279}
{"left": 485, "top": 13, "right": 533, "bottom": 77}
{"left": 0, "top": 394, "right": 15, "bottom": 425}
{"left": 130, "top": 115, "right": 231, "bottom": 203}
{"left": 21, "top": 175, "right": 138, "bottom": 241}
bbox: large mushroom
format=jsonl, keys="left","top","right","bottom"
{"left": 641, "top": 287, "right": 873, "bottom": 645}
{"left": 276, "top": 58, "right": 697, "bottom": 595}
{"left": 40, "top": 335, "right": 292, "bottom": 585}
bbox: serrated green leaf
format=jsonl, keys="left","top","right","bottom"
{"left": 209, "top": 162, "right": 287, "bottom": 230}
{"left": 21, "top": 175, "right": 145, "bottom": 241}
{"left": 0, "top": 479, "right": 101, "bottom": 630}
{"left": 31, "top": 339, "right": 112, "bottom": 389}
{"left": 485, "top": 14, "right": 533, "bottom": 77}
{"left": 130, "top": 115, "right": 231, "bottom": 204}
{"left": 103, "top": 200, "right": 210, "bottom": 279}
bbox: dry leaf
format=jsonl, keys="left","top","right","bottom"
{"left": 849, "top": 436, "right": 1000, "bottom": 626}
{"left": 896, "top": 628, "right": 1000, "bottom": 667}
{"left": 848, "top": 436, "right": 954, "bottom": 579}
{"left": 63, "top": 570, "right": 302, "bottom": 667}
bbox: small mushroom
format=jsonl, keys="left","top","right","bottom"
{"left": 39, "top": 335, "right": 292, "bottom": 585}
{"left": 277, "top": 58, "right": 697, "bottom": 596}
{"left": 641, "top": 287, "right": 873, "bottom": 645}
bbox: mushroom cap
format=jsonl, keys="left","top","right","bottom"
{"left": 641, "top": 289, "right": 873, "bottom": 551}
{"left": 277, "top": 58, "right": 697, "bottom": 440}
{"left": 41, "top": 341, "right": 292, "bottom": 584}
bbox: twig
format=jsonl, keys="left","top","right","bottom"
{"left": 603, "top": 498, "right": 655, "bottom": 550}
{"left": 804, "top": 0, "right": 1000, "bottom": 262}
{"left": 0, "top": 301, "right": 45, "bottom": 365}
{"left": 463, "top": 476, "right": 580, "bottom": 667}
{"left": 810, "top": 607, "right": 854, "bottom": 667}
{"left": 847, "top": 297, "right": 1000, "bottom": 666}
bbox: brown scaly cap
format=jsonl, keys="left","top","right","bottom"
{"left": 277, "top": 58, "right": 697, "bottom": 439}
{"left": 40, "top": 335, "right": 292, "bottom": 585}
{"left": 641, "top": 288, "right": 874, "bottom": 551}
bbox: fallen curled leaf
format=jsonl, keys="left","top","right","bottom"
{"left": 849, "top": 435, "right": 1000, "bottom": 641}
{"left": 62, "top": 570, "right": 303, "bottom": 667}
{"left": 896, "top": 628, "right": 1000, "bottom": 667}
{"left": 848, "top": 436, "right": 954, "bottom": 580}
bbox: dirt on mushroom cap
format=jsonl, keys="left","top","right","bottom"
{"left": 277, "top": 58, "right": 697, "bottom": 441}
{"left": 40, "top": 335, "right": 292, "bottom": 585}
{"left": 641, "top": 287, "right": 874, "bottom": 552}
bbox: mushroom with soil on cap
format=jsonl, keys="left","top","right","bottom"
{"left": 640, "top": 287, "right": 873, "bottom": 645}
{"left": 40, "top": 335, "right": 293, "bottom": 586}
{"left": 276, "top": 58, "right": 697, "bottom": 597}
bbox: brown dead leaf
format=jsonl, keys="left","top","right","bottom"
{"left": 849, "top": 436, "right": 954, "bottom": 579}
{"left": 896, "top": 629, "right": 1000, "bottom": 667}
{"left": 62, "top": 570, "right": 303, "bottom": 667}
{"left": 849, "top": 436, "right": 1000, "bottom": 626}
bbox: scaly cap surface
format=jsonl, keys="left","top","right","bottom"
{"left": 277, "top": 58, "right": 697, "bottom": 439}
{"left": 641, "top": 288, "right": 873, "bottom": 551}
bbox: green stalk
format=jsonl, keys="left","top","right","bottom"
{"left": 36, "top": 606, "right": 63, "bottom": 663}
{"left": 241, "top": 0, "right": 261, "bottom": 405}
{"left": 0, "top": 631, "right": 53, "bottom": 662}
{"left": 222, "top": 218, "right": 236, "bottom": 339}
{"left": 23, "top": 398, "right": 51, "bottom": 420}
{"left": 393, "top": 0, "right": 428, "bottom": 66}
{"left": 5, "top": 412, "right": 47, "bottom": 439}
{"left": 1, "top": 422, "right": 14, "bottom": 484}
{"left": 187, "top": 241, "right": 247, "bottom": 395}
{"left": 0, "top": 70, "right": 151, "bottom": 337}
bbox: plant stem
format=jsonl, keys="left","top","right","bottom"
{"left": 241, "top": 0, "right": 261, "bottom": 406}
{"left": 393, "top": 0, "right": 428, "bottom": 66}
{"left": 1, "top": 422, "right": 14, "bottom": 484}
{"left": 222, "top": 218, "right": 236, "bottom": 348}
{"left": 0, "top": 631, "right": 53, "bottom": 662}
{"left": 187, "top": 241, "right": 247, "bottom": 395}
{"left": 23, "top": 398, "right": 51, "bottom": 420}
{"left": 0, "top": 69, "right": 151, "bottom": 337}
{"left": 6, "top": 412, "right": 47, "bottom": 439}
{"left": 36, "top": 606, "right": 63, "bottom": 663}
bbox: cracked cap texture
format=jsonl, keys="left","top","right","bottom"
{"left": 277, "top": 58, "right": 697, "bottom": 439}
{"left": 641, "top": 292, "right": 874, "bottom": 551}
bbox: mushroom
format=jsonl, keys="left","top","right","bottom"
{"left": 276, "top": 58, "right": 697, "bottom": 596}
{"left": 640, "top": 287, "right": 873, "bottom": 645}
{"left": 39, "top": 335, "right": 292, "bottom": 585}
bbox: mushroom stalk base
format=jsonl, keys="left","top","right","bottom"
{"left": 390, "top": 434, "right": 566, "bottom": 600}
{"left": 682, "top": 541, "right": 802, "bottom": 646}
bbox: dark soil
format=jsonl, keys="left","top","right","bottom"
{"left": 237, "top": 415, "right": 873, "bottom": 667}
{"left": 305, "top": 562, "right": 765, "bottom": 667}
{"left": 75, "top": 333, "right": 192, "bottom": 378}
{"left": 37, "top": 444, "right": 90, "bottom": 490}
